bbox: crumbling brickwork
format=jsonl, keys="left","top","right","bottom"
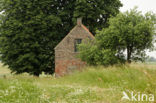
{"left": 54, "top": 18, "right": 94, "bottom": 76}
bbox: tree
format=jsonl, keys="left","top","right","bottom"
{"left": 78, "top": 8, "right": 156, "bottom": 65}
{"left": 0, "top": 0, "right": 61, "bottom": 76}
{"left": 0, "top": 0, "right": 122, "bottom": 76}
{"left": 74, "top": 0, "right": 122, "bottom": 33}
{"left": 96, "top": 8, "right": 156, "bottom": 63}
{"left": 78, "top": 40, "right": 123, "bottom": 66}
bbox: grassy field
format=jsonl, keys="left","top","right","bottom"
{"left": 0, "top": 63, "right": 156, "bottom": 103}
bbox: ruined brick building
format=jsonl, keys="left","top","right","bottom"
{"left": 54, "top": 18, "right": 94, "bottom": 76}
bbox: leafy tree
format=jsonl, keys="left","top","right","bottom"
{"left": 0, "top": 0, "right": 122, "bottom": 76}
{"left": 0, "top": 0, "right": 61, "bottom": 76}
{"left": 78, "top": 41, "right": 123, "bottom": 66}
{"left": 96, "top": 8, "right": 156, "bottom": 63}
{"left": 78, "top": 8, "right": 156, "bottom": 65}
{"left": 74, "top": 0, "right": 122, "bottom": 33}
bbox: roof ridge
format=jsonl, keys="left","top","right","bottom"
{"left": 81, "top": 24, "right": 94, "bottom": 38}
{"left": 54, "top": 24, "right": 94, "bottom": 50}
{"left": 54, "top": 26, "right": 77, "bottom": 49}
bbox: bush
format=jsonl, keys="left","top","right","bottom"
{"left": 78, "top": 41, "right": 125, "bottom": 66}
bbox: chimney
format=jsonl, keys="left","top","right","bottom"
{"left": 77, "top": 18, "right": 82, "bottom": 26}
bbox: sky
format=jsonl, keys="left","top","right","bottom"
{"left": 120, "top": 0, "right": 156, "bottom": 14}
{"left": 119, "top": 0, "right": 156, "bottom": 57}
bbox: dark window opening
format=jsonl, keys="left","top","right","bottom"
{"left": 74, "top": 39, "right": 82, "bottom": 52}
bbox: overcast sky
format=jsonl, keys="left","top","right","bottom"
{"left": 119, "top": 0, "right": 156, "bottom": 57}
{"left": 120, "top": 0, "right": 156, "bottom": 14}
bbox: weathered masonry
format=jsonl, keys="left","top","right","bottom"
{"left": 54, "top": 18, "right": 94, "bottom": 76}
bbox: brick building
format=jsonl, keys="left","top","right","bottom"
{"left": 54, "top": 18, "right": 94, "bottom": 76}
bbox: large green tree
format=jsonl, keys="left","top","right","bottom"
{"left": 78, "top": 8, "right": 156, "bottom": 65}
{"left": 96, "top": 8, "right": 156, "bottom": 63}
{"left": 0, "top": 0, "right": 122, "bottom": 76}
{"left": 0, "top": 0, "right": 61, "bottom": 76}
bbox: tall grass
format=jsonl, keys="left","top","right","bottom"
{"left": 0, "top": 63, "right": 156, "bottom": 103}
{"left": 55, "top": 65, "right": 156, "bottom": 94}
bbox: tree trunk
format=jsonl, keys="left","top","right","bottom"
{"left": 127, "top": 47, "right": 131, "bottom": 63}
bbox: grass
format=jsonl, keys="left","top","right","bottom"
{"left": 0, "top": 63, "right": 156, "bottom": 103}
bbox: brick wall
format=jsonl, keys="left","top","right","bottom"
{"left": 55, "top": 59, "right": 86, "bottom": 76}
{"left": 54, "top": 20, "right": 94, "bottom": 77}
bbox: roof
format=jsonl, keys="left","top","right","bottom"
{"left": 81, "top": 24, "right": 94, "bottom": 38}
{"left": 54, "top": 26, "right": 77, "bottom": 50}
{"left": 54, "top": 18, "right": 94, "bottom": 50}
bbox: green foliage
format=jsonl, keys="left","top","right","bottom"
{"left": 0, "top": 0, "right": 62, "bottom": 76}
{"left": 78, "top": 41, "right": 123, "bottom": 66}
{"left": 61, "top": 65, "right": 156, "bottom": 92}
{"left": 74, "top": 0, "right": 122, "bottom": 33}
{"left": 44, "top": 85, "right": 100, "bottom": 102}
{"left": 96, "top": 8, "right": 156, "bottom": 62}
{"left": 78, "top": 8, "right": 156, "bottom": 65}
{"left": 0, "top": 63, "right": 156, "bottom": 103}
{"left": 0, "top": 0, "right": 122, "bottom": 76}
{"left": 0, "top": 79, "right": 45, "bottom": 103}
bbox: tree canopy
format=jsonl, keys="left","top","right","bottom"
{"left": 78, "top": 8, "right": 156, "bottom": 65}
{"left": 0, "top": 0, "right": 122, "bottom": 76}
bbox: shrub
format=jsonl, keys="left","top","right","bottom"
{"left": 78, "top": 41, "right": 125, "bottom": 66}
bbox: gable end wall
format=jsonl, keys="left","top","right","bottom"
{"left": 55, "top": 25, "right": 94, "bottom": 76}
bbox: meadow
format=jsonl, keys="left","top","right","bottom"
{"left": 0, "top": 63, "right": 156, "bottom": 103}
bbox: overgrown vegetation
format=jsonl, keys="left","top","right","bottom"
{"left": 0, "top": 63, "right": 156, "bottom": 103}
{"left": 78, "top": 8, "right": 156, "bottom": 66}
{"left": 0, "top": 0, "right": 122, "bottom": 76}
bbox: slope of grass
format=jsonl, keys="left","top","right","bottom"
{"left": 0, "top": 63, "right": 156, "bottom": 103}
